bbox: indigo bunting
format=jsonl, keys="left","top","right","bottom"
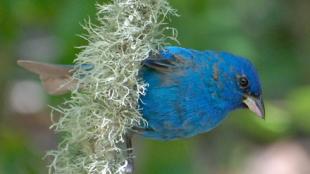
{"left": 139, "top": 46, "right": 264, "bottom": 140}
{"left": 17, "top": 46, "right": 265, "bottom": 140}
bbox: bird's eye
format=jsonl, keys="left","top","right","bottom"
{"left": 238, "top": 76, "right": 249, "bottom": 88}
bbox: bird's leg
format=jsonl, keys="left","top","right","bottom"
{"left": 124, "top": 134, "right": 134, "bottom": 174}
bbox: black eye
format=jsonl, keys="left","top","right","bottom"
{"left": 239, "top": 76, "right": 249, "bottom": 88}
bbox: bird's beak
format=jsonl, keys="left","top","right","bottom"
{"left": 243, "top": 95, "right": 265, "bottom": 119}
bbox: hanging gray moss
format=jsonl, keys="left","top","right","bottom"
{"left": 47, "top": 0, "right": 178, "bottom": 173}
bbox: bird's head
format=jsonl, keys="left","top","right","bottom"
{"left": 213, "top": 52, "right": 265, "bottom": 119}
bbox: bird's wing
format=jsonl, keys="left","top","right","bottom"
{"left": 142, "top": 52, "right": 190, "bottom": 73}
{"left": 17, "top": 60, "right": 77, "bottom": 95}
{"left": 137, "top": 52, "right": 193, "bottom": 134}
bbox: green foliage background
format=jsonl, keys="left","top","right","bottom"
{"left": 0, "top": 0, "right": 310, "bottom": 174}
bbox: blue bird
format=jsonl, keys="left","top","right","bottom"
{"left": 17, "top": 46, "right": 265, "bottom": 140}
{"left": 139, "top": 46, "right": 264, "bottom": 140}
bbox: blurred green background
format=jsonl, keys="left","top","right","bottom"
{"left": 1, "top": 0, "right": 310, "bottom": 174}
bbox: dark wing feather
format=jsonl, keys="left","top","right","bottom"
{"left": 142, "top": 53, "right": 188, "bottom": 73}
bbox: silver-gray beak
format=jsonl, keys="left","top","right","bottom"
{"left": 243, "top": 95, "right": 265, "bottom": 119}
